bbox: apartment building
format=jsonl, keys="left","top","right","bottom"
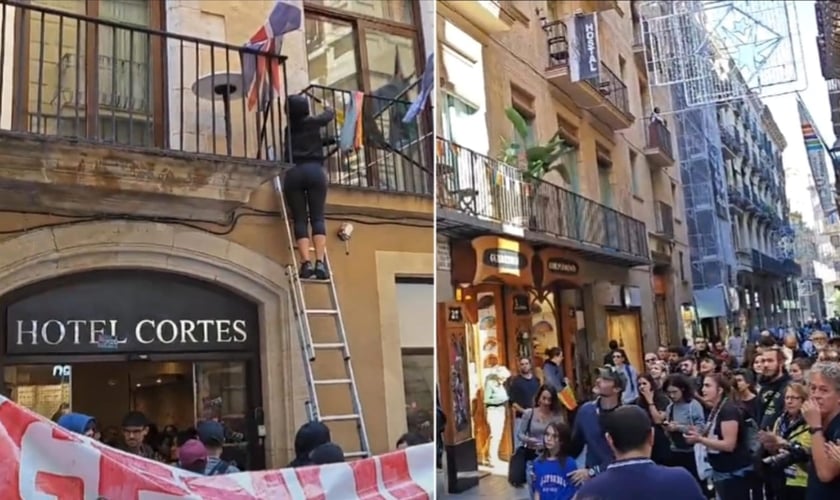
{"left": 718, "top": 95, "right": 801, "bottom": 331}
{"left": 0, "top": 0, "right": 434, "bottom": 467}
{"left": 434, "top": 1, "right": 690, "bottom": 490}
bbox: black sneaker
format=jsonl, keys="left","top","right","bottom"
{"left": 299, "top": 261, "right": 314, "bottom": 279}
{"left": 314, "top": 260, "right": 330, "bottom": 280}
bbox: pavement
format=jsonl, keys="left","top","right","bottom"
{"left": 437, "top": 469, "right": 528, "bottom": 499}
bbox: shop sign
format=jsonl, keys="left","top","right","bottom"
{"left": 482, "top": 248, "right": 527, "bottom": 272}
{"left": 546, "top": 258, "right": 579, "bottom": 275}
{"left": 4, "top": 270, "right": 258, "bottom": 355}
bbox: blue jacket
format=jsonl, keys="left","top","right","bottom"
{"left": 570, "top": 399, "right": 615, "bottom": 469}
{"left": 57, "top": 413, "right": 95, "bottom": 435}
{"left": 542, "top": 361, "right": 565, "bottom": 391}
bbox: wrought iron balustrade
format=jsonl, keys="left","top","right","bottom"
{"left": 584, "top": 62, "right": 631, "bottom": 116}
{"left": 436, "top": 137, "right": 649, "bottom": 259}
{"left": 301, "top": 84, "right": 432, "bottom": 196}
{"left": 0, "top": 0, "right": 290, "bottom": 163}
{"left": 646, "top": 119, "right": 674, "bottom": 159}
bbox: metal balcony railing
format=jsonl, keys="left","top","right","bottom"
{"left": 545, "top": 20, "right": 570, "bottom": 68}
{"left": 544, "top": 19, "right": 631, "bottom": 117}
{"left": 301, "top": 84, "right": 432, "bottom": 196}
{"left": 584, "top": 62, "right": 631, "bottom": 116}
{"left": 654, "top": 202, "right": 674, "bottom": 239}
{"left": 0, "top": 0, "right": 289, "bottom": 164}
{"left": 646, "top": 120, "right": 674, "bottom": 159}
{"left": 751, "top": 249, "right": 784, "bottom": 276}
{"left": 436, "top": 137, "right": 649, "bottom": 259}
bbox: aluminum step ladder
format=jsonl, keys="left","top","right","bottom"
{"left": 273, "top": 175, "right": 371, "bottom": 460}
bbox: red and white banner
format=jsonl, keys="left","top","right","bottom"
{"left": 0, "top": 396, "right": 435, "bottom": 499}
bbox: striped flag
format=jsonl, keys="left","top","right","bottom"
{"left": 403, "top": 53, "right": 434, "bottom": 123}
{"left": 241, "top": 1, "right": 302, "bottom": 112}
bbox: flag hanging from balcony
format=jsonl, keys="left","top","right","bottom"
{"left": 242, "top": 1, "right": 302, "bottom": 112}
{"left": 339, "top": 91, "right": 365, "bottom": 152}
{"left": 402, "top": 53, "right": 434, "bottom": 123}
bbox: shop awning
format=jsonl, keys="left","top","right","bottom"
{"left": 693, "top": 286, "right": 729, "bottom": 319}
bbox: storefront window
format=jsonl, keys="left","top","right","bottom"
{"left": 530, "top": 291, "right": 558, "bottom": 382}
{"left": 194, "top": 362, "right": 250, "bottom": 466}
{"left": 304, "top": 0, "right": 414, "bottom": 25}
{"left": 4, "top": 364, "right": 72, "bottom": 420}
{"left": 402, "top": 349, "right": 433, "bottom": 439}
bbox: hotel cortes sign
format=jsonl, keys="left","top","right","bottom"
{"left": 4, "top": 270, "right": 259, "bottom": 355}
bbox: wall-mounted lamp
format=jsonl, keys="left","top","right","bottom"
{"left": 535, "top": 7, "right": 548, "bottom": 29}
{"left": 337, "top": 222, "right": 353, "bottom": 254}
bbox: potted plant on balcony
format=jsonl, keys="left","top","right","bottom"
{"left": 499, "top": 107, "right": 572, "bottom": 230}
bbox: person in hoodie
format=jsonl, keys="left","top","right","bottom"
{"left": 283, "top": 94, "right": 336, "bottom": 280}
{"left": 57, "top": 412, "right": 97, "bottom": 437}
{"left": 567, "top": 367, "right": 625, "bottom": 487}
{"left": 288, "top": 421, "right": 332, "bottom": 468}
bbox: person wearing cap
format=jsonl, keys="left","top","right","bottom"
{"left": 574, "top": 406, "right": 705, "bottom": 500}
{"left": 120, "top": 411, "right": 162, "bottom": 461}
{"left": 566, "top": 367, "right": 625, "bottom": 487}
{"left": 57, "top": 412, "right": 97, "bottom": 438}
{"left": 197, "top": 420, "right": 239, "bottom": 475}
{"left": 177, "top": 439, "right": 208, "bottom": 474}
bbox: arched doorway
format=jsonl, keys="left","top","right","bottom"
{"left": 0, "top": 221, "right": 301, "bottom": 467}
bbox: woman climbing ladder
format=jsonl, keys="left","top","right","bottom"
{"left": 283, "top": 94, "right": 336, "bottom": 280}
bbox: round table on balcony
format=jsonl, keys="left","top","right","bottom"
{"left": 192, "top": 72, "right": 245, "bottom": 156}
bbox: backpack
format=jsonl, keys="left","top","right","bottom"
{"left": 207, "top": 460, "right": 231, "bottom": 476}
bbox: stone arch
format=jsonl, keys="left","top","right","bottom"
{"left": 0, "top": 220, "right": 305, "bottom": 466}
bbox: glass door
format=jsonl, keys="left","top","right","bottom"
{"left": 194, "top": 360, "right": 264, "bottom": 470}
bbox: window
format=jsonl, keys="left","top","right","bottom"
{"left": 395, "top": 278, "right": 434, "bottom": 439}
{"left": 304, "top": 1, "right": 421, "bottom": 94}
{"left": 21, "top": 0, "right": 163, "bottom": 146}
{"left": 679, "top": 251, "right": 686, "bottom": 280}
{"left": 304, "top": 0, "right": 414, "bottom": 25}
{"left": 629, "top": 151, "right": 639, "bottom": 195}
{"left": 442, "top": 93, "right": 489, "bottom": 158}
{"left": 517, "top": 108, "right": 536, "bottom": 145}
{"left": 597, "top": 159, "right": 613, "bottom": 207}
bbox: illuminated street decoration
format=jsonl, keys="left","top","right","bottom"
{"left": 637, "top": 1, "right": 804, "bottom": 109}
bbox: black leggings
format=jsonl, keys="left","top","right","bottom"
{"left": 283, "top": 162, "right": 328, "bottom": 240}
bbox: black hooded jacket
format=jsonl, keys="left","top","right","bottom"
{"left": 284, "top": 95, "right": 335, "bottom": 165}
{"left": 287, "top": 421, "right": 331, "bottom": 468}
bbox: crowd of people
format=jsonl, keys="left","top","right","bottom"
{"left": 503, "top": 325, "right": 840, "bottom": 500}
{"left": 52, "top": 404, "right": 432, "bottom": 479}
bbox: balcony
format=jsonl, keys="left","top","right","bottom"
{"left": 751, "top": 250, "right": 786, "bottom": 277}
{"left": 301, "top": 85, "right": 432, "bottom": 197}
{"left": 440, "top": 0, "right": 515, "bottom": 33}
{"left": 632, "top": 24, "right": 648, "bottom": 70}
{"left": 721, "top": 128, "right": 742, "bottom": 155}
{"left": 436, "top": 137, "right": 650, "bottom": 266}
{"left": 543, "top": 20, "right": 634, "bottom": 131}
{"left": 0, "top": 0, "right": 290, "bottom": 222}
{"left": 645, "top": 120, "right": 675, "bottom": 167}
{"left": 653, "top": 201, "right": 674, "bottom": 240}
